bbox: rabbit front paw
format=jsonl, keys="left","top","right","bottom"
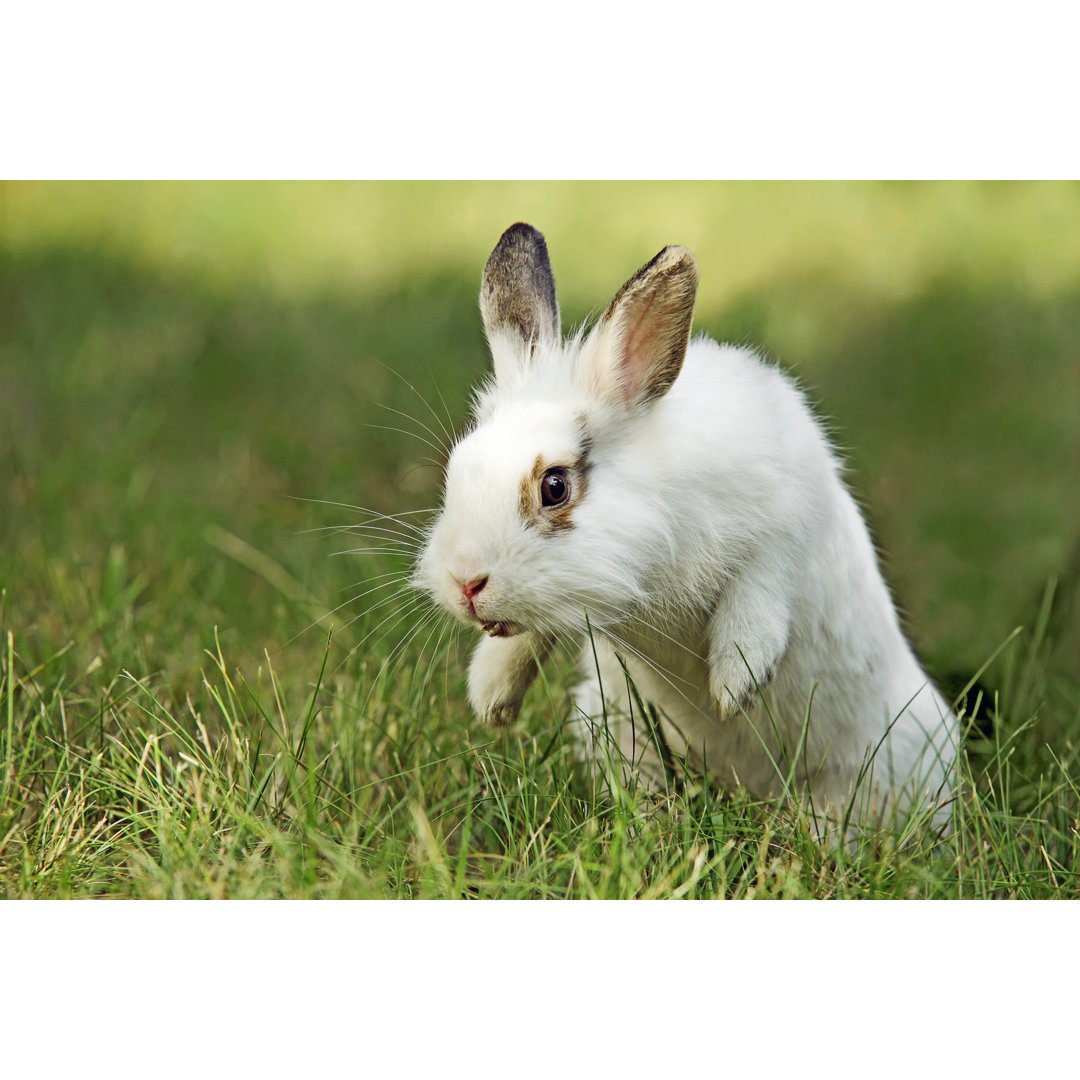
{"left": 709, "top": 647, "right": 777, "bottom": 720}
{"left": 706, "top": 582, "right": 790, "bottom": 721}
{"left": 467, "top": 631, "right": 552, "bottom": 728}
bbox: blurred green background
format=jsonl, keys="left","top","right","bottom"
{"left": 2, "top": 181, "right": 1078, "bottom": 722}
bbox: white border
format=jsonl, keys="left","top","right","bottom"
{"left": 3, "top": 3, "right": 1077, "bottom": 178}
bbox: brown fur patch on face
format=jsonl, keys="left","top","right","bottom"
{"left": 518, "top": 446, "right": 592, "bottom": 535}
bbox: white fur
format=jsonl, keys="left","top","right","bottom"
{"left": 416, "top": 232, "right": 958, "bottom": 832}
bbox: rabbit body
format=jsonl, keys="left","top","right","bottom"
{"left": 416, "top": 223, "right": 957, "bottom": 828}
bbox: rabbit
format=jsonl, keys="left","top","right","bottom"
{"left": 414, "top": 222, "right": 958, "bottom": 832}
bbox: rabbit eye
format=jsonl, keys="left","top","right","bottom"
{"left": 540, "top": 468, "right": 570, "bottom": 507}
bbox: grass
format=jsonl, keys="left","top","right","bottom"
{"left": 2, "top": 181, "right": 1079, "bottom": 899}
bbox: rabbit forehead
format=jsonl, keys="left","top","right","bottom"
{"left": 450, "top": 402, "right": 583, "bottom": 488}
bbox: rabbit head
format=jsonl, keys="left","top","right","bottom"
{"left": 415, "top": 222, "right": 699, "bottom": 640}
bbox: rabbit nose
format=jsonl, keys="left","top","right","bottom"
{"left": 461, "top": 576, "right": 488, "bottom": 601}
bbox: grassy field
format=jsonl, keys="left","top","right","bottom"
{"left": 1, "top": 181, "right": 1078, "bottom": 898}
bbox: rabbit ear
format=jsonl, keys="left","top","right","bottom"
{"left": 480, "top": 223, "right": 561, "bottom": 378}
{"left": 584, "top": 245, "right": 699, "bottom": 410}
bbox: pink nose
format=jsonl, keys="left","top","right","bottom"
{"left": 461, "top": 576, "right": 488, "bottom": 601}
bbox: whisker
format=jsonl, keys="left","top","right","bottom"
{"left": 524, "top": 591, "right": 702, "bottom": 715}
{"left": 331, "top": 544, "right": 418, "bottom": 559}
{"left": 329, "top": 576, "right": 413, "bottom": 613}
{"left": 369, "top": 357, "right": 459, "bottom": 454}
{"left": 352, "top": 603, "right": 448, "bottom": 703}
{"left": 429, "top": 380, "right": 459, "bottom": 449}
{"left": 547, "top": 590, "right": 705, "bottom": 667}
{"left": 378, "top": 400, "right": 449, "bottom": 446}
{"left": 302, "top": 527, "right": 420, "bottom": 550}
{"left": 374, "top": 401, "right": 454, "bottom": 459}
{"left": 593, "top": 629, "right": 703, "bottom": 722}
{"left": 331, "top": 601, "right": 433, "bottom": 685}
{"left": 291, "top": 496, "right": 435, "bottom": 520}
{"left": 281, "top": 580, "right": 405, "bottom": 649}
{"left": 367, "top": 418, "right": 446, "bottom": 460}
{"left": 615, "top": 607, "right": 708, "bottom": 665}
{"left": 401, "top": 461, "right": 444, "bottom": 484}
{"left": 326, "top": 522, "right": 425, "bottom": 545}
{"left": 373, "top": 608, "right": 436, "bottom": 677}
{"left": 335, "top": 589, "right": 422, "bottom": 640}
{"left": 400, "top": 605, "right": 456, "bottom": 706}
{"left": 301, "top": 516, "right": 432, "bottom": 541}
{"left": 334, "top": 568, "right": 414, "bottom": 593}
{"left": 347, "top": 509, "right": 433, "bottom": 538}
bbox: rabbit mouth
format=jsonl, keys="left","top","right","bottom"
{"left": 480, "top": 619, "right": 521, "bottom": 638}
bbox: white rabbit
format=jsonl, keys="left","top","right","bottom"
{"left": 415, "top": 222, "right": 958, "bottom": 831}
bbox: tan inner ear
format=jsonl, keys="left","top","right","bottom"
{"left": 615, "top": 289, "right": 685, "bottom": 404}
{"left": 598, "top": 246, "right": 698, "bottom": 409}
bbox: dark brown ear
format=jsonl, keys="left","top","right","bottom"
{"left": 587, "top": 245, "right": 698, "bottom": 409}
{"left": 480, "top": 223, "right": 561, "bottom": 368}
